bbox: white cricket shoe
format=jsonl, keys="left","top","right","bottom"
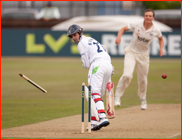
{"left": 87, "top": 118, "right": 110, "bottom": 131}
{"left": 114, "top": 97, "right": 121, "bottom": 106}
{"left": 141, "top": 99, "right": 147, "bottom": 110}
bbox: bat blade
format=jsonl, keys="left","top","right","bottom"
{"left": 106, "top": 82, "right": 115, "bottom": 119}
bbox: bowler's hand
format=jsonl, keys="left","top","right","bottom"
{"left": 115, "top": 38, "right": 121, "bottom": 45}
{"left": 159, "top": 49, "right": 164, "bottom": 57}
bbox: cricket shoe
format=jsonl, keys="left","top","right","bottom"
{"left": 114, "top": 97, "right": 121, "bottom": 107}
{"left": 141, "top": 99, "right": 147, "bottom": 110}
{"left": 87, "top": 118, "right": 110, "bottom": 131}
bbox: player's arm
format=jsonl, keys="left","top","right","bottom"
{"left": 158, "top": 36, "right": 164, "bottom": 57}
{"left": 81, "top": 54, "right": 90, "bottom": 69}
{"left": 115, "top": 26, "right": 129, "bottom": 45}
{"left": 78, "top": 44, "right": 90, "bottom": 69}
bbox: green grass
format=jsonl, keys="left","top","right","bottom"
{"left": 1, "top": 57, "right": 181, "bottom": 130}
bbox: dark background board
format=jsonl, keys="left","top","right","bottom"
{"left": 1, "top": 29, "right": 181, "bottom": 58}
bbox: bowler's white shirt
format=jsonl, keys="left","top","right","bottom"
{"left": 78, "top": 35, "right": 111, "bottom": 69}
{"left": 127, "top": 22, "right": 162, "bottom": 53}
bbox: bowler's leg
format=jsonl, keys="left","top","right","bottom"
{"left": 115, "top": 48, "right": 136, "bottom": 106}
{"left": 136, "top": 53, "right": 149, "bottom": 110}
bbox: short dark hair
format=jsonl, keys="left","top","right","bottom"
{"left": 144, "top": 9, "right": 155, "bottom": 17}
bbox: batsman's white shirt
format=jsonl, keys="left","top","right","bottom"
{"left": 78, "top": 35, "right": 111, "bottom": 69}
{"left": 78, "top": 35, "right": 113, "bottom": 121}
{"left": 127, "top": 22, "right": 162, "bottom": 53}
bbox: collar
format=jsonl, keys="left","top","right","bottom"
{"left": 141, "top": 22, "right": 155, "bottom": 32}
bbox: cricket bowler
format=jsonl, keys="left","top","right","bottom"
{"left": 114, "top": 9, "right": 164, "bottom": 110}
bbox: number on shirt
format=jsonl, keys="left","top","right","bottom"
{"left": 93, "top": 42, "right": 106, "bottom": 53}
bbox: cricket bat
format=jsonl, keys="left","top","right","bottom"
{"left": 106, "top": 82, "right": 115, "bottom": 119}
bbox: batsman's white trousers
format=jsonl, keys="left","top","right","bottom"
{"left": 115, "top": 46, "right": 149, "bottom": 100}
{"left": 88, "top": 59, "right": 113, "bottom": 123}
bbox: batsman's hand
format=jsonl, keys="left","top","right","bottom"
{"left": 115, "top": 38, "right": 121, "bottom": 45}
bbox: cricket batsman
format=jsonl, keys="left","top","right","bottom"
{"left": 67, "top": 24, "right": 114, "bottom": 131}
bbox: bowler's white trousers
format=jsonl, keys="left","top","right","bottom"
{"left": 88, "top": 59, "right": 113, "bottom": 124}
{"left": 115, "top": 46, "right": 149, "bottom": 100}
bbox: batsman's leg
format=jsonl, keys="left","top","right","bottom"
{"left": 89, "top": 61, "right": 112, "bottom": 130}
{"left": 84, "top": 86, "right": 100, "bottom": 121}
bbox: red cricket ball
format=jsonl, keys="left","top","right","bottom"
{"left": 162, "top": 74, "right": 167, "bottom": 79}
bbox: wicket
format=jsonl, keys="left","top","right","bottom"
{"left": 81, "top": 83, "right": 91, "bottom": 133}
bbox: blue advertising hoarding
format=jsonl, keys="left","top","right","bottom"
{"left": 1, "top": 29, "right": 181, "bottom": 58}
